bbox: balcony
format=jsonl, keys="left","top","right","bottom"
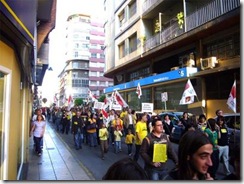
{"left": 143, "top": 0, "right": 240, "bottom": 52}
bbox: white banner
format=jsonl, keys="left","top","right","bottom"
{"left": 141, "top": 103, "right": 154, "bottom": 113}
{"left": 94, "top": 101, "right": 104, "bottom": 109}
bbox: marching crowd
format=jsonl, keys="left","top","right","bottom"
{"left": 29, "top": 105, "right": 240, "bottom": 180}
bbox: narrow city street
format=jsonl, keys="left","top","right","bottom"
{"left": 47, "top": 120, "right": 233, "bottom": 180}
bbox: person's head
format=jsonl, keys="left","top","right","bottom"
{"left": 215, "top": 109, "right": 223, "bottom": 116}
{"left": 128, "top": 129, "right": 132, "bottom": 134}
{"left": 102, "top": 157, "right": 148, "bottom": 180}
{"left": 206, "top": 118, "right": 217, "bottom": 131}
{"left": 198, "top": 114, "right": 206, "bottom": 123}
{"left": 183, "top": 112, "right": 188, "bottom": 118}
{"left": 76, "top": 110, "right": 81, "bottom": 117}
{"left": 151, "top": 117, "right": 164, "bottom": 134}
{"left": 140, "top": 112, "right": 148, "bottom": 122}
{"left": 164, "top": 114, "right": 170, "bottom": 120}
{"left": 36, "top": 115, "right": 44, "bottom": 121}
{"left": 177, "top": 130, "right": 213, "bottom": 180}
{"left": 216, "top": 115, "right": 225, "bottom": 127}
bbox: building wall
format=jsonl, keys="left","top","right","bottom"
{"left": 0, "top": 40, "right": 27, "bottom": 179}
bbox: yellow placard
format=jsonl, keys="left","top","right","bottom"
{"left": 153, "top": 144, "right": 167, "bottom": 163}
{"left": 74, "top": 122, "right": 78, "bottom": 125}
{"left": 221, "top": 129, "right": 227, "bottom": 133}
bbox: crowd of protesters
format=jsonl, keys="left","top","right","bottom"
{"left": 30, "top": 105, "right": 240, "bottom": 180}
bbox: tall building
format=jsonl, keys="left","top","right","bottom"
{"left": 58, "top": 14, "right": 113, "bottom": 106}
{"left": 104, "top": 0, "right": 240, "bottom": 117}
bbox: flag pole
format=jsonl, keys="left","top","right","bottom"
{"left": 195, "top": 95, "right": 205, "bottom": 114}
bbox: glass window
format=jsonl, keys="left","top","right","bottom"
{"left": 119, "top": 42, "right": 125, "bottom": 59}
{"left": 129, "top": 33, "right": 137, "bottom": 53}
{"left": 129, "top": 0, "right": 137, "bottom": 18}
{"left": 127, "top": 88, "right": 151, "bottom": 111}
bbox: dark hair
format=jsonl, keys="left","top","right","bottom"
{"left": 215, "top": 109, "right": 221, "bottom": 115}
{"left": 216, "top": 115, "right": 225, "bottom": 126}
{"left": 198, "top": 114, "right": 206, "bottom": 121}
{"left": 177, "top": 130, "right": 211, "bottom": 179}
{"left": 151, "top": 116, "right": 161, "bottom": 127}
{"left": 102, "top": 157, "right": 148, "bottom": 180}
{"left": 206, "top": 118, "right": 216, "bottom": 131}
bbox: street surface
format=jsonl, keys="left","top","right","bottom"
{"left": 48, "top": 122, "right": 233, "bottom": 180}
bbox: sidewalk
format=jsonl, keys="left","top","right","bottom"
{"left": 26, "top": 122, "right": 94, "bottom": 180}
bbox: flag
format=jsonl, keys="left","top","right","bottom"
{"left": 114, "top": 90, "right": 128, "bottom": 107}
{"left": 179, "top": 79, "right": 197, "bottom": 105}
{"left": 88, "top": 89, "right": 98, "bottom": 102}
{"left": 227, "top": 80, "right": 236, "bottom": 113}
{"left": 136, "top": 83, "right": 142, "bottom": 99}
{"left": 68, "top": 94, "right": 74, "bottom": 110}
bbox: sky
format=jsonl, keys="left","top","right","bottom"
{"left": 41, "top": 0, "right": 105, "bottom": 104}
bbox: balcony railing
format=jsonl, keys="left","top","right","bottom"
{"left": 143, "top": 0, "right": 240, "bottom": 52}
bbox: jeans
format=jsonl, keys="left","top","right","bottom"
{"left": 145, "top": 167, "right": 167, "bottom": 180}
{"left": 34, "top": 136, "right": 43, "bottom": 154}
{"left": 74, "top": 130, "right": 83, "bottom": 149}
{"left": 115, "top": 141, "right": 121, "bottom": 153}
{"left": 133, "top": 145, "right": 141, "bottom": 161}
{"left": 88, "top": 132, "right": 97, "bottom": 147}
{"left": 219, "top": 145, "right": 231, "bottom": 175}
{"left": 127, "top": 144, "right": 133, "bottom": 155}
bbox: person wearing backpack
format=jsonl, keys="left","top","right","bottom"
{"left": 140, "top": 116, "right": 178, "bottom": 180}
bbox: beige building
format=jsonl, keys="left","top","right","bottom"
{"left": 104, "top": 0, "right": 240, "bottom": 117}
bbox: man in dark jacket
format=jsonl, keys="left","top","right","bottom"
{"left": 71, "top": 110, "right": 84, "bottom": 150}
{"left": 140, "top": 116, "right": 178, "bottom": 180}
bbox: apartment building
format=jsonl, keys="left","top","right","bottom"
{"left": 58, "top": 14, "right": 113, "bottom": 106}
{"left": 104, "top": 0, "right": 240, "bottom": 117}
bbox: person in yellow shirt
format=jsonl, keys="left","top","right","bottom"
{"left": 120, "top": 107, "right": 128, "bottom": 120}
{"left": 114, "top": 125, "right": 123, "bottom": 153}
{"left": 125, "top": 129, "right": 135, "bottom": 156}
{"left": 99, "top": 122, "right": 109, "bottom": 160}
{"left": 134, "top": 112, "right": 148, "bottom": 162}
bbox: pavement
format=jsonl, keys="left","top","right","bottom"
{"left": 26, "top": 122, "right": 94, "bottom": 180}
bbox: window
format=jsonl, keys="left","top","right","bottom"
{"left": 91, "top": 53, "right": 97, "bottom": 58}
{"left": 129, "top": 33, "right": 137, "bottom": 53}
{"left": 203, "top": 33, "right": 240, "bottom": 59}
{"left": 118, "top": 10, "right": 125, "bottom": 27}
{"left": 100, "top": 54, "right": 105, "bottom": 59}
{"left": 75, "top": 51, "right": 78, "bottom": 57}
{"left": 129, "top": 0, "right": 137, "bottom": 18}
{"left": 119, "top": 42, "right": 125, "bottom": 59}
{"left": 75, "top": 43, "right": 79, "bottom": 48}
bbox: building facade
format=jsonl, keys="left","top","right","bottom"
{"left": 104, "top": 0, "right": 240, "bottom": 118}
{"left": 58, "top": 14, "right": 113, "bottom": 106}
{"left": 0, "top": 0, "right": 56, "bottom": 180}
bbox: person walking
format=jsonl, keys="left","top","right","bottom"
{"left": 133, "top": 112, "right": 148, "bottom": 162}
{"left": 216, "top": 115, "right": 231, "bottom": 176}
{"left": 164, "top": 130, "right": 214, "bottom": 180}
{"left": 71, "top": 110, "right": 84, "bottom": 150}
{"left": 30, "top": 114, "right": 46, "bottom": 156}
{"left": 162, "top": 114, "right": 174, "bottom": 136}
{"left": 140, "top": 116, "right": 178, "bottom": 180}
{"left": 99, "top": 122, "right": 109, "bottom": 160}
{"left": 125, "top": 129, "right": 135, "bottom": 156}
{"left": 204, "top": 118, "right": 220, "bottom": 179}
{"left": 114, "top": 125, "right": 123, "bottom": 153}
{"left": 123, "top": 108, "right": 136, "bottom": 135}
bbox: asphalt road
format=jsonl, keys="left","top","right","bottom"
{"left": 49, "top": 122, "right": 233, "bottom": 180}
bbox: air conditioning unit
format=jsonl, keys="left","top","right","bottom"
{"left": 200, "top": 57, "right": 218, "bottom": 70}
